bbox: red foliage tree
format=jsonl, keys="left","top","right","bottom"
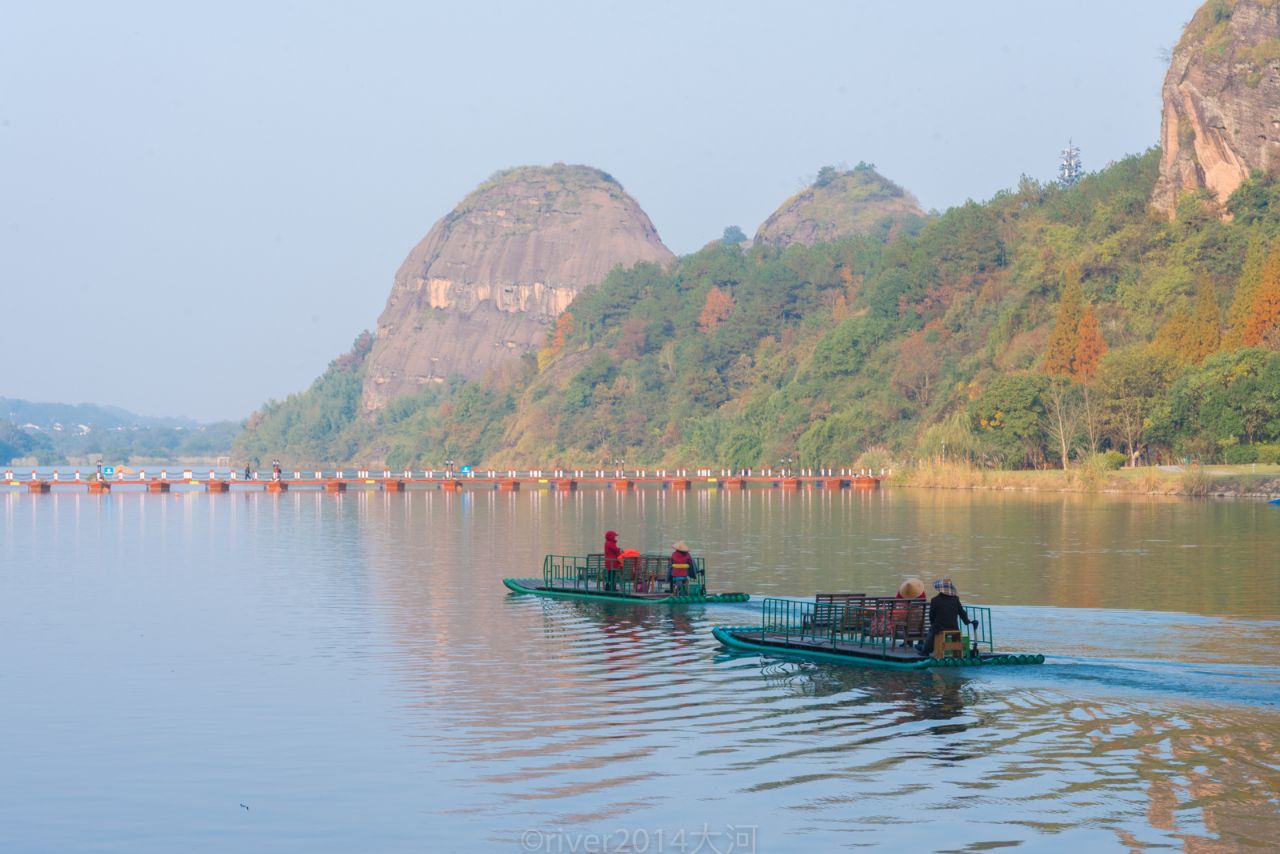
{"left": 698, "top": 286, "right": 735, "bottom": 332}
{"left": 893, "top": 321, "right": 949, "bottom": 406}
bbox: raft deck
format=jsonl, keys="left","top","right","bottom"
{"left": 712, "top": 597, "right": 1044, "bottom": 669}
{"left": 747, "top": 630, "right": 930, "bottom": 661}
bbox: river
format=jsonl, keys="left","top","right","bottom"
{"left": 2, "top": 487, "right": 1277, "bottom": 851}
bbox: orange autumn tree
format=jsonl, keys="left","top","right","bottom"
{"left": 1152, "top": 307, "right": 1197, "bottom": 366}
{"left": 1043, "top": 267, "right": 1084, "bottom": 375}
{"left": 1243, "top": 242, "right": 1280, "bottom": 346}
{"left": 1224, "top": 229, "right": 1268, "bottom": 348}
{"left": 698, "top": 286, "right": 735, "bottom": 332}
{"left": 1153, "top": 279, "right": 1220, "bottom": 367}
{"left": 1191, "top": 277, "right": 1222, "bottom": 358}
{"left": 1074, "top": 304, "right": 1106, "bottom": 380}
{"left": 536, "top": 312, "right": 573, "bottom": 372}
{"left": 1075, "top": 305, "right": 1107, "bottom": 455}
{"left": 1042, "top": 269, "right": 1108, "bottom": 465}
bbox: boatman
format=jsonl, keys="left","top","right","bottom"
{"left": 916, "top": 578, "right": 978, "bottom": 657}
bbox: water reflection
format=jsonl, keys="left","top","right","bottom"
{"left": 3, "top": 488, "right": 1279, "bottom": 851}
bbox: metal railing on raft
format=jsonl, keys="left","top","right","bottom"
{"left": 759, "top": 597, "right": 815, "bottom": 641}
{"left": 965, "top": 605, "right": 993, "bottom": 653}
{"left": 757, "top": 598, "right": 995, "bottom": 655}
{"left": 541, "top": 554, "right": 706, "bottom": 595}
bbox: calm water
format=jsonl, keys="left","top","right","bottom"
{"left": 2, "top": 487, "right": 1278, "bottom": 852}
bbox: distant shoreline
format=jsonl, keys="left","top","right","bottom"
{"left": 887, "top": 463, "right": 1280, "bottom": 499}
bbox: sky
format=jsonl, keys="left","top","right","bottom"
{"left": 0, "top": 0, "right": 1205, "bottom": 423}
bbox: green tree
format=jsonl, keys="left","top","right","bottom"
{"left": 1096, "top": 345, "right": 1174, "bottom": 466}
{"left": 1150, "top": 349, "right": 1280, "bottom": 456}
{"left": 719, "top": 430, "right": 763, "bottom": 470}
{"left": 969, "top": 374, "right": 1050, "bottom": 468}
{"left": 1225, "top": 170, "right": 1280, "bottom": 227}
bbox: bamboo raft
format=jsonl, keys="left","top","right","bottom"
{"left": 713, "top": 595, "right": 1044, "bottom": 670}
{"left": 504, "top": 553, "right": 749, "bottom": 604}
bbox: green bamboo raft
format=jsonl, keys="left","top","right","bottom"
{"left": 713, "top": 596, "right": 1044, "bottom": 670}
{"left": 504, "top": 553, "right": 749, "bottom": 604}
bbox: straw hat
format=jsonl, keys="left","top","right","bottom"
{"left": 898, "top": 577, "right": 925, "bottom": 598}
{"left": 673, "top": 541, "right": 689, "bottom": 552}
{"left": 934, "top": 578, "right": 957, "bottom": 596}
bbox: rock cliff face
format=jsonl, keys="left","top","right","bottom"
{"left": 363, "top": 165, "right": 673, "bottom": 412}
{"left": 1152, "top": 0, "right": 1280, "bottom": 216}
{"left": 754, "top": 165, "right": 923, "bottom": 247}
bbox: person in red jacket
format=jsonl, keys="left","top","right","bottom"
{"left": 604, "top": 530, "right": 622, "bottom": 569}
{"left": 604, "top": 530, "right": 622, "bottom": 591}
{"left": 669, "top": 541, "right": 693, "bottom": 593}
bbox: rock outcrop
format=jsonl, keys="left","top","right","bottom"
{"left": 754, "top": 165, "right": 923, "bottom": 247}
{"left": 1152, "top": 0, "right": 1280, "bottom": 216}
{"left": 363, "top": 165, "right": 673, "bottom": 412}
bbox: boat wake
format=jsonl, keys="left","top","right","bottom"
{"left": 1027, "top": 656, "right": 1280, "bottom": 709}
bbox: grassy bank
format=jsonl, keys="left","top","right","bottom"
{"left": 887, "top": 462, "right": 1280, "bottom": 498}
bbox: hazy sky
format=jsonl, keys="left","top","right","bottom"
{"left": 1, "top": 0, "right": 1203, "bottom": 423}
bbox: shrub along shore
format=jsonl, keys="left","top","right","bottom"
{"left": 887, "top": 461, "right": 1280, "bottom": 498}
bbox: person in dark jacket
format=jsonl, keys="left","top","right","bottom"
{"left": 916, "top": 578, "right": 978, "bottom": 656}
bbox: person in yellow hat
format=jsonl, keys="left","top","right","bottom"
{"left": 669, "top": 541, "right": 693, "bottom": 594}
{"left": 897, "top": 578, "right": 925, "bottom": 600}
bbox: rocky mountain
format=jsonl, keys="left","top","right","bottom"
{"left": 1152, "top": 0, "right": 1280, "bottom": 215}
{"left": 235, "top": 3, "right": 1280, "bottom": 471}
{"left": 754, "top": 164, "right": 924, "bottom": 247}
{"left": 362, "top": 165, "right": 673, "bottom": 412}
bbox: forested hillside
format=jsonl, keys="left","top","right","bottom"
{"left": 1, "top": 398, "right": 239, "bottom": 465}
{"left": 235, "top": 149, "right": 1280, "bottom": 470}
